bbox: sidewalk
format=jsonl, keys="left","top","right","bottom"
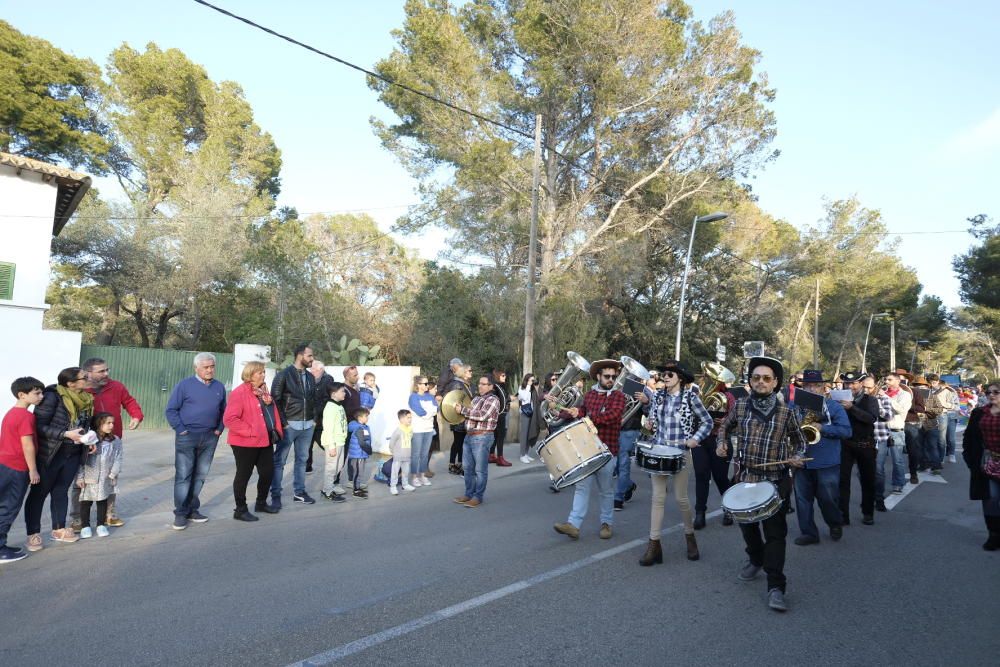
{"left": 6, "top": 429, "right": 545, "bottom": 545}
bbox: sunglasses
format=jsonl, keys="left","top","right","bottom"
{"left": 750, "top": 374, "right": 775, "bottom": 382}
{"left": 600, "top": 374, "right": 618, "bottom": 380}
{"left": 663, "top": 371, "right": 677, "bottom": 378}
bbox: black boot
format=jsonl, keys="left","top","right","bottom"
{"left": 985, "top": 517, "right": 1000, "bottom": 551}
{"left": 693, "top": 511, "right": 706, "bottom": 530}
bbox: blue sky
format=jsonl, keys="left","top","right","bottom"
{"left": 7, "top": 1, "right": 997, "bottom": 307}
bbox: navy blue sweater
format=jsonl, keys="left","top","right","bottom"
{"left": 165, "top": 376, "right": 227, "bottom": 434}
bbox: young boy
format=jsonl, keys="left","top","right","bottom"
{"left": 346, "top": 408, "right": 372, "bottom": 499}
{"left": 359, "top": 372, "right": 380, "bottom": 410}
{"left": 320, "top": 383, "right": 348, "bottom": 503}
{"left": 388, "top": 409, "right": 415, "bottom": 495}
{"left": 0, "top": 377, "right": 44, "bottom": 563}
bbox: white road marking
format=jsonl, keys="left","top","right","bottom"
{"left": 288, "top": 513, "right": 718, "bottom": 666}
{"left": 885, "top": 471, "right": 948, "bottom": 510}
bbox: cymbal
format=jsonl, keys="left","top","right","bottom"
{"left": 441, "top": 389, "right": 471, "bottom": 425}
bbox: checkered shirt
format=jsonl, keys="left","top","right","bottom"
{"left": 722, "top": 398, "right": 808, "bottom": 483}
{"left": 648, "top": 388, "right": 713, "bottom": 448}
{"left": 872, "top": 392, "right": 893, "bottom": 444}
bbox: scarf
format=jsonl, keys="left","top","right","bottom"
{"left": 750, "top": 391, "right": 777, "bottom": 416}
{"left": 399, "top": 424, "right": 413, "bottom": 450}
{"left": 56, "top": 384, "right": 94, "bottom": 426}
{"left": 251, "top": 382, "right": 273, "bottom": 405}
{"left": 886, "top": 386, "right": 899, "bottom": 398}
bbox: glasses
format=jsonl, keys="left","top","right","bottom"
{"left": 600, "top": 374, "right": 618, "bottom": 380}
{"left": 751, "top": 374, "right": 775, "bottom": 382}
{"left": 663, "top": 371, "right": 677, "bottom": 378}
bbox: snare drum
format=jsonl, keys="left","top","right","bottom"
{"left": 634, "top": 442, "right": 687, "bottom": 475}
{"left": 721, "top": 481, "right": 782, "bottom": 524}
{"left": 535, "top": 418, "right": 612, "bottom": 490}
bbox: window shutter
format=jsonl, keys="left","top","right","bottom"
{"left": 0, "top": 262, "right": 14, "bottom": 300}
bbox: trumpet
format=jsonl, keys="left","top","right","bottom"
{"left": 800, "top": 411, "right": 822, "bottom": 445}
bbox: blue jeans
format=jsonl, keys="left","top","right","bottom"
{"left": 942, "top": 413, "right": 958, "bottom": 457}
{"left": 876, "top": 431, "right": 907, "bottom": 498}
{"left": 463, "top": 434, "right": 491, "bottom": 501}
{"left": 614, "top": 430, "right": 640, "bottom": 501}
{"left": 569, "top": 457, "right": 614, "bottom": 528}
{"left": 0, "top": 463, "right": 30, "bottom": 549}
{"left": 794, "top": 465, "right": 841, "bottom": 539}
{"left": 173, "top": 431, "right": 220, "bottom": 517}
{"left": 411, "top": 431, "right": 433, "bottom": 475}
{"left": 271, "top": 424, "right": 315, "bottom": 498}
{"left": 920, "top": 423, "right": 943, "bottom": 470}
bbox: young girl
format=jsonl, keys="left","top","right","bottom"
{"left": 388, "top": 410, "right": 415, "bottom": 495}
{"left": 75, "top": 413, "right": 123, "bottom": 538}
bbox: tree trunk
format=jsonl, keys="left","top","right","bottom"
{"left": 787, "top": 295, "right": 812, "bottom": 368}
{"left": 154, "top": 305, "right": 176, "bottom": 348}
{"left": 190, "top": 299, "right": 203, "bottom": 347}
{"left": 131, "top": 301, "right": 150, "bottom": 348}
{"left": 95, "top": 298, "right": 121, "bottom": 345}
{"left": 833, "top": 309, "right": 863, "bottom": 379}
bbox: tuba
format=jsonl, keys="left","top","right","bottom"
{"left": 699, "top": 361, "right": 736, "bottom": 414}
{"left": 541, "top": 351, "right": 591, "bottom": 426}
{"left": 612, "top": 356, "right": 652, "bottom": 426}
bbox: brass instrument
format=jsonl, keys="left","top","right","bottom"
{"left": 441, "top": 389, "right": 472, "bottom": 425}
{"left": 800, "top": 411, "right": 822, "bottom": 445}
{"left": 541, "top": 351, "right": 591, "bottom": 426}
{"left": 699, "top": 361, "right": 736, "bottom": 414}
{"left": 612, "top": 356, "right": 652, "bottom": 426}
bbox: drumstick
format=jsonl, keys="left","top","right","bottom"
{"left": 755, "top": 457, "right": 813, "bottom": 468}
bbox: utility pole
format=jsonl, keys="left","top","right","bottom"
{"left": 812, "top": 278, "right": 820, "bottom": 367}
{"left": 522, "top": 114, "right": 542, "bottom": 375}
{"left": 889, "top": 317, "right": 896, "bottom": 370}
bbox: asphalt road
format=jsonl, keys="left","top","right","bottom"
{"left": 3, "top": 430, "right": 998, "bottom": 666}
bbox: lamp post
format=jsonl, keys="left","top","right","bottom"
{"left": 675, "top": 212, "right": 728, "bottom": 359}
{"left": 861, "top": 311, "right": 890, "bottom": 374}
{"left": 910, "top": 339, "right": 930, "bottom": 374}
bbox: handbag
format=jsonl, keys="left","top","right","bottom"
{"left": 520, "top": 402, "right": 533, "bottom": 417}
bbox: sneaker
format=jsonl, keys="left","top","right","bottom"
{"left": 80, "top": 527, "right": 93, "bottom": 539}
{"left": 330, "top": 493, "right": 347, "bottom": 503}
{"left": 106, "top": 517, "right": 125, "bottom": 528}
{"left": 519, "top": 455, "right": 531, "bottom": 464}
{"left": 188, "top": 511, "right": 209, "bottom": 523}
{"left": 420, "top": 475, "right": 432, "bottom": 486}
{"left": 293, "top": 492, "right": 316, "bottom": 505}
{"left": 948, "top": 454, "right": 957, "bottom": 463}
{"left": 352, "top": 489, "right": 367, "bottom": 499}
{"left": 0, "top": 547, "right": 27, "bottom": 564}
{"left": 411, "top": 478, "right": 423, "bottom": 487}
{"left": 255, "top": 501, "right": 280, "bottom": 514}
{"left": 892, "top": 486, "right": 903, "bottom": 494}
{"left": 332, "top": 485, "right": 346, "bottom": 496}
{"left": 930, "top": 468, "right": 942, "bottom": 476}
{"left": 172, "top": 516, "right": 188, "bottom": 530}
{"left": 830, "top": 525, "right": 843, "bottom": 541}
{"left": 270, "top": 496, "right": 283, "bottom": 510}
{"left": 525, "top": 455, "right": 534, "bottom": 462}
{"left": 96, "top": 525, "right": 110, "bottom": 537}
{"left": 26, "top": 534, "right": 43, "bottom": 552}
{"left": 51, "top": 528, "right": 79, "bottom": 543}
{"left": 862, "top": 514, "right": 875, "bottom": 525}
{"left": 390, "top": 486, "right": 399, "bottom": 496}
{"left": 767, "top": 588, "right": 788, "bottom": 612}
{"left": 553, "top": 522, "right": 580, "bottom": 539}
{"left": 403, "top": 484, "right": 416, "bottom": 491}
{"left": 599, "top": 523, "right": 612, "bottom": 539}
{"left": 875, "top": 499, "right": 887, "bottom": 512}
{"left": 614, "top": 500, "right": 624, "bottom": 511}
{"left": 909, "top": 473, "right": 918, "bottom": 485}
{"left": 738, "top": 560, "right": 762, "bottom": 582}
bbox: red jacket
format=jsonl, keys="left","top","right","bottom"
{"left": 88, "top": 380, "right": 144, "bottom": 437}
{"left": 224, "top": 382, "right": 283, "bottom": 448}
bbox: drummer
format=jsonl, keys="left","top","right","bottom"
{"left": 640, "top": 361, "right": 713, "bottom": 566}
{"left": 717, "top": 356, "right": 807, "bottom": 613}
{"left": 550, "top": 359, "right": 626, "bottom": 541}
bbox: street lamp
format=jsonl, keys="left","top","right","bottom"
{"left": 861, "top": 312, "right": 890, "bottom": 374}
{"left": 675, "top": 211, "right": 729, "bottom": 359}
{"left": 910, "top": 339, "right": 930, "bottom": 374}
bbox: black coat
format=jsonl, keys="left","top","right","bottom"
{"left": 271, "top": 366, "right": 316, "bottom": 425}
{"left": 33, "top": 385, "right": 87, "bottom": 465}
{"left": 962, "top": 407, "right": 992, "bottom": 501}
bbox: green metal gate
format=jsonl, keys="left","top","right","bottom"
{"left": 79, "top": 346, "right": 235, "bottom": 430}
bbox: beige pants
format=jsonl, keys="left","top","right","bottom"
{"left": 649, "top": 451, "right": 694, "bottom": 538}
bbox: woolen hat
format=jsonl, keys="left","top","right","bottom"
{"left": 748, "top": 356, "right": 784, "bottom": 387}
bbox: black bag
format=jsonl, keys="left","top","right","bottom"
{"left": 520, "top": 403, "right": 533, "bottom": 417}
{"left": 268, "top": 429, "right": 281, "bottom": 445}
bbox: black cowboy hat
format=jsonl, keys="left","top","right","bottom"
{"left": 655, "top": 359, "right": 695, "bottom": 384}
{"left": 748, "top": 356, "right": 784, "bottom": 387}
{"left": 839, "top": 371, "right": 867, "bottom": 384}
{"left": 800, "top": 369, "right": 830, "bottom": 384}
{"left": 589, "top": 358, "right": 623, "bottom": 381}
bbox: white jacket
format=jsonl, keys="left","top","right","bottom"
{"left": 886, "top": 389, "right": 912, "bottom": 430}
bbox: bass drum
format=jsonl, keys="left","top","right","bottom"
{"left": 535, "top": 417, "right": 612, "bottom": 490}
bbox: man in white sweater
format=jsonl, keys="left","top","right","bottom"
{"left": 876, "top": 372, "right": 912, "bottom": 498}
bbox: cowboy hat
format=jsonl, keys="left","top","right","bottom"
{"left": 588, "top": 358, "right": 623, "bottom": 380}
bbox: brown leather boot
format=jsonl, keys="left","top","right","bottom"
{"left": 639, "top": 538, "right": 662, "bottom": 566}
{"left": 686, "top": 533, "right": 700, "bottom": 561}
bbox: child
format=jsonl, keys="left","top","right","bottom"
{"left": 320, "top": 383, "right": 348, "bottom": 502}
{"left": 359, "top": 372, "right": 380, "bottom": 410}
{"left": 75, "top": 413, "right": 123, "bottom": 538}
{"left": 388, "top": 410, "right": 416, "bottom": 496}
{"left": 346, "top": 408, "right": 372, "bottom": 499}
{"left": 0, "top": 377, "right": 44, "bottom": 563}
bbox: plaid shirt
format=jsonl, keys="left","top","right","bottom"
{"left": 464, "top": 393, "right": 500, "bottom": 432}
{"left": 648, "top": 388, "right": 713, "bottom": 447}
{"left": 872, "top": 392, "right": 893, "bottom": 444}
{"left": 723, "top": 398, "right": 808, "bottom": 483}
{"left": 571, "top": 389, "right": 626, "bottom": 454}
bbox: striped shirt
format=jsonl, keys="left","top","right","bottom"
{"left": 648, "top": 387, "right": 713, "bottom": 447}
{"left": 464, "top": 393, "right": 501, "bottom": 432}
{"left": 723, "top": 398, "right": 808, "bottom": 483}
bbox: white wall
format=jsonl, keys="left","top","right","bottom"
{"left": 0, "top": 166, "right": 82, "bottom": 408}
{"left": 325, "top": 366, "right": 422, "bottom": 455}
{"left": 232, "top": 344, "right": 275, "bottom": 390}
{"left": 0, "top": 167, "right": 59, "bottom": 307}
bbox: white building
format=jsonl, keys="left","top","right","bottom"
{"left": 0, "top": 152, "right": 90, "bottom": 403}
